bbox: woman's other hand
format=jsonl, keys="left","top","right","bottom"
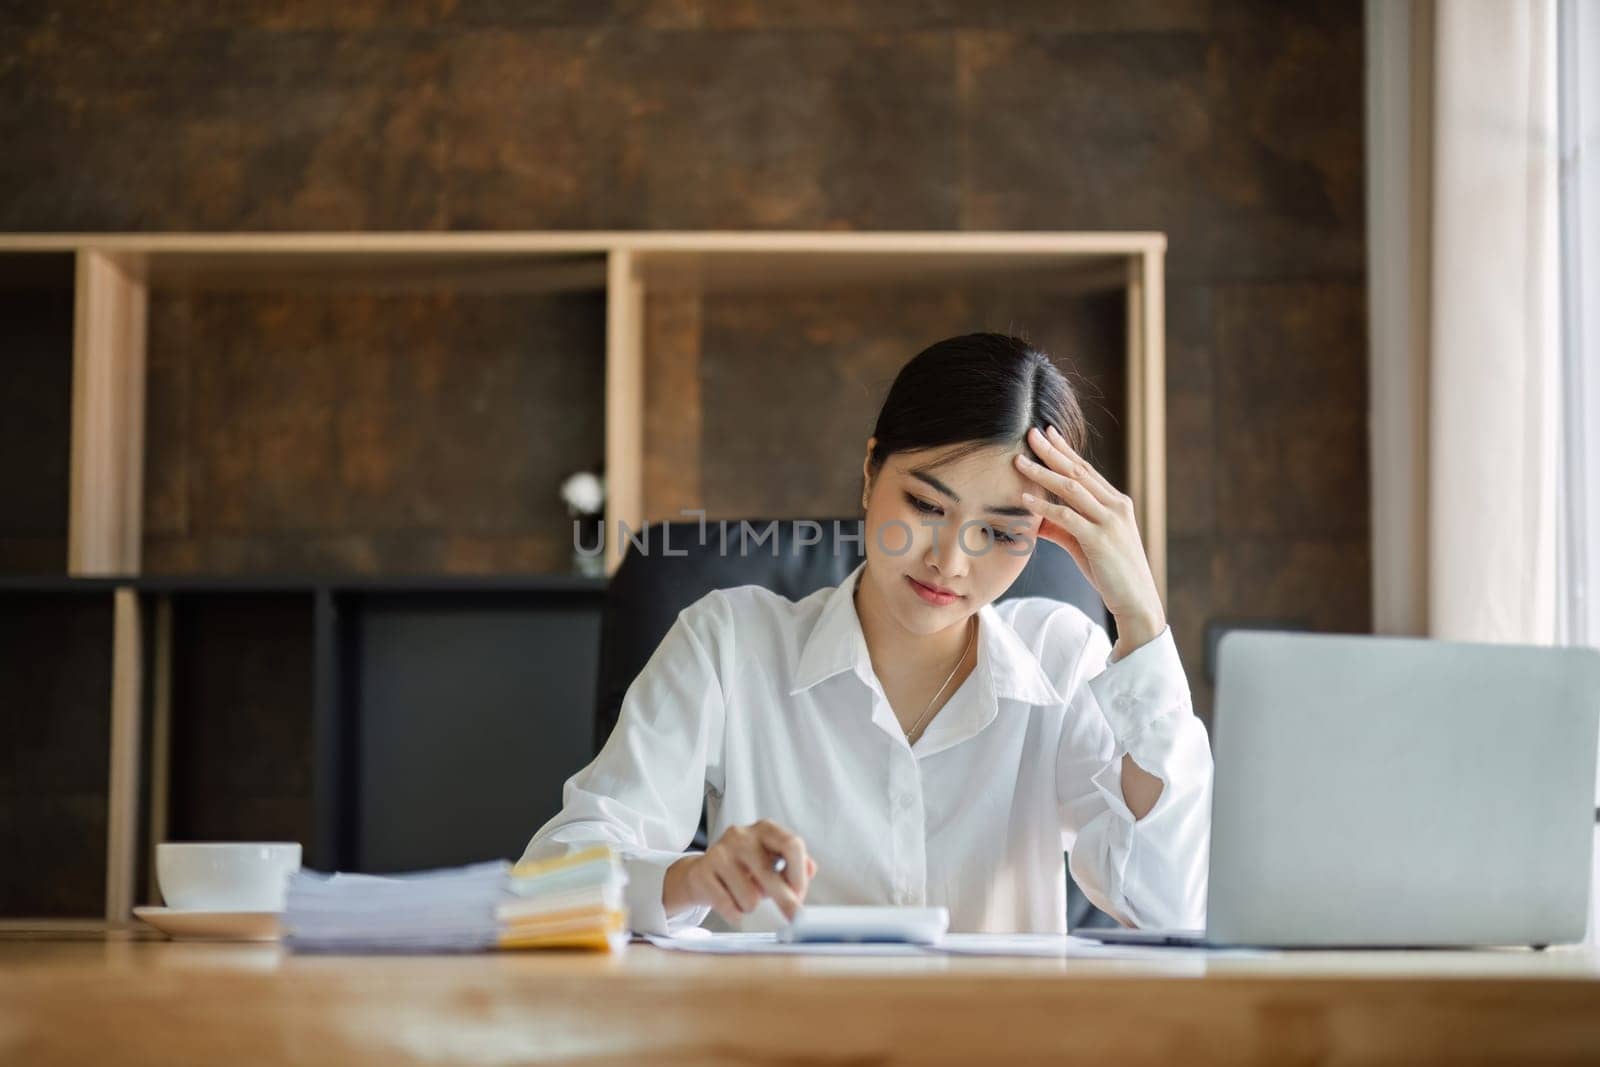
{"left": 662, "top": 819, "right": 817, "bottom": 923}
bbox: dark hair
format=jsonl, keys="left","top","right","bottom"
{"left": 866, "top": 333, "right": 1088, "bottom": 494}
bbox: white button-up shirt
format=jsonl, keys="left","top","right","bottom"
{"left": 521, "top": 559, "right": 1212, "bottom": 935}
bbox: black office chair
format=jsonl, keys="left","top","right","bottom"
{"left": 592, "top": 516, "right": 1119, "bottom": 930}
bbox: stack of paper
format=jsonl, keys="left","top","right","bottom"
{"left": 499, "top": 844, "right": 629, "bottom": 952}
{"left": 283, "top": 859, "right": 512, "bottom": 953}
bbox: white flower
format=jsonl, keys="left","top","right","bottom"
{"left": 561, "top": 471, "right": 606, "bottom": 515}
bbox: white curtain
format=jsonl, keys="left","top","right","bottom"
{"left": 1428, "top": 0, "right": 1560, "bottom": 644}
{"left": 1368, "top": 0, "right": 1598, "bottom": 941}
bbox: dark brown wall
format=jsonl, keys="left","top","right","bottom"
{"left": 0, "top": 0, "right": 1370, "bottom": 718}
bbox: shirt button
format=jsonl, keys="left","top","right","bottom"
{"left": 895, "top": 793, "right": 913, "bottom": 812}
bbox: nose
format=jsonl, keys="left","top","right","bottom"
{"left": 924, "top": 520, "right": 969, "bottom": 580}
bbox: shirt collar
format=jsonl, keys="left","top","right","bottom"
{"left": 787, "top": 560, "right": 1064, "bottom": 709}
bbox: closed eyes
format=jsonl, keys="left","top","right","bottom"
{"left": 904, "top": 492, "right": 1020, "bottom": 544}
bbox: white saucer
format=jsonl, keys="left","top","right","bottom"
{"left": 133, "top": 906, "right": 282, "bottom": 942}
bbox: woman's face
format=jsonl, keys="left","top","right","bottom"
{"left": 859, "top": 436, "right": 1045, "bottom": 636}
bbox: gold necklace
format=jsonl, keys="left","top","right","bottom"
{"left": 904, "top": 617, "right": 977, "bottom": 746}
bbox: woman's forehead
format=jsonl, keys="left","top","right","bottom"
{"left": 894, "top": 443, "right": 1037, "bottom": 500}
{"left": 894, "top": 441, "right": 1025, "bottom": 476}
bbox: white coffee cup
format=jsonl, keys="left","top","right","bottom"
{"left": 156, "top": 842, "right": 302, "bottom": 912}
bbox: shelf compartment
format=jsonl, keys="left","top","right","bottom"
{"left": 0, "top": 253, "right": 75, "bottom": 576}
{"left": 141, "top": 276, "right": 606, "bottom": 577}
{"left": 339, "top": 588, "right": 603, "bottom": 874}
{"left": 639, "top": 277, "right": 1130, "bottom": 528}
{"left": 0, "top": 590, "right": 115, "bottom": 917}
{"left": 160, "top": 592, "right": 317, "bottom": 856}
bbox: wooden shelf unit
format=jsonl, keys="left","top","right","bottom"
{"left": 0, "top": 231, "right": 1167, "bottom": 925}
{"left": 0, "top": 229, "right": 1168, "bottom": 584}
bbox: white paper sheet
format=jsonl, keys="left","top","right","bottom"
{"left": 643, "top": 931, "right": 933, "bottom": 955}
{"left": 936, "top": 933, "right": 1275, "bottom": 958}
{"left": 936, "top": 933, "right": 1105, "bottom": 957}
{"left": 642, "top": 930, "right": 1276, "bottom": 959}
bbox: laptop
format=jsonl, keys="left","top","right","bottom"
{"left": 1081, "top": 631, "right": 1600, "bottom": 949}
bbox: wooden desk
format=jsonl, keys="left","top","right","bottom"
{"left": 4, "top": 932, "right": 1600, "bottom": 1065}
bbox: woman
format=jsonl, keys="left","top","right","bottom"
{"left": 522, "top": 333, "right": 1212, "bottom": 935}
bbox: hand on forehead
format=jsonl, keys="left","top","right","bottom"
{"left": 896, "top": 443, "right": 1053, "bottom": 515}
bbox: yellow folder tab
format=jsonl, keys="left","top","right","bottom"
{"left": 510, "top": 843, "right": 617, "bottom": 880}
{"left": 498, "top": 909, "right": 627, "bottom": 952}
{"left": 497, "top": 928, "right": 616, "bottom": 952}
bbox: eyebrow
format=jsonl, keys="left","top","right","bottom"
{"left": 907, "top": 470, "right": 1035, "bottom": 517}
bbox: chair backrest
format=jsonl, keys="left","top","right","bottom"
{"left": 593, "top": 517, "right": 1108, "bottom": 754}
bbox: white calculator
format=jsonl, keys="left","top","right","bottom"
{"left": 777, "top": 905, "right": 949, "bottom": 945}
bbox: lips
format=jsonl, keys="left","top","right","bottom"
{"left": 907, "top": 575, "right": 963, "bottom": 605}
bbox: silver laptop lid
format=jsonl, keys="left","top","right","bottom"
{"left": 1207, "top": 631, "right": 1600, "bottom": 947}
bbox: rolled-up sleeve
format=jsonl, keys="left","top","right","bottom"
{"left": 520, "top": 592, "right": 730, "bottom": 935}
{"left": 1055, "top": 622, "right": 1212, "bottom": 931}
